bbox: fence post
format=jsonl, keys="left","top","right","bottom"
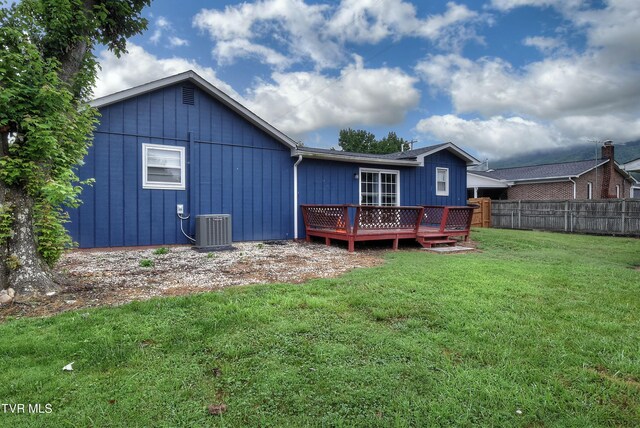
{"left": 621, "top": 199, "right": 626, "bottom": 234}
{"left": 518, "top": 200, "right": 522, "bottom": 229}
{"left": 564, "top": 200, "right": 569, "bottom": 232}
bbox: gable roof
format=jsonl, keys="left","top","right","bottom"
{"left": 90, "top": 70, "right": 299, "bottom": 150}
{"left": 294, "top": 142, "right": 479, "bottom": 167}
{"left": 377, "top": 142, "right": 479, "bottom": 165}
{"left": 475, "top": 159, "right": 612, "bottom": 182}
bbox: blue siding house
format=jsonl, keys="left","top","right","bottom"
{"left": 67, "top": 71, "right": 478, "bottom": 248}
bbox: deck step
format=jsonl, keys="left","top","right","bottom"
{"left": 417, "top": 238, "right": 456, "bottom": 248}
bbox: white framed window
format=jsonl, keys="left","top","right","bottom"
{"left": 436, "top": 167, "right": 449, "bottom": 196}
{"left": 615, "top": 184, "right": 620, "bottom": 198}
{"left": 142, "top": 143, "right": 186, "bottom": 190}
{"left": 359, "top": 168, "right": 400, "bottom": 206}
{"left": 587, "top": 182, "right": 593, "bottom": 199}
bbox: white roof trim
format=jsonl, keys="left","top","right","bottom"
{"left": 90, "top": 70, "right": 299, "bottom": 150}
{"left": 574, "top": 159, "right": 609, "bottom": 178}
{"left": 293, "top": 149, "right": 420, "bottom": 166}
{"left": 467, "top": 171, "right": 511, "bottom": 185}
{"left": 415, "top": 142, "right": 480, "bottom": 166}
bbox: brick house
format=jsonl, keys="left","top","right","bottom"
{"left": 469, "top": 142, "right": 638, "bottom": 200}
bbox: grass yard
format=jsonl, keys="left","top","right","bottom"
{"left": 1, "top": 228, "right": 639, "bottom": 427}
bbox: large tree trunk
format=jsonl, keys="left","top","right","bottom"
{"left": 0, "top": 131, "right": 58, "bottom": 295}
{"left": 0, "top": 182, "right": 59, "bottom": 295}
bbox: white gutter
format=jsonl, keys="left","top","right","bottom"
{"left": 293, "top": 155, "right": 303, "bottom": 240}
{"left": 568, "top": 177, "right": 577, "bottom": 199}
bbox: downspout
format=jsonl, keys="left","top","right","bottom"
{"left": 568, "top": 177, "right": 576, "bottom": 199}
{"left": 293, "top": 155, "right": 303, "bottom": 240}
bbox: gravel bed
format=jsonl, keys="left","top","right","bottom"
{"left": 1, "top": 241, "right": 383, "bottom": 319}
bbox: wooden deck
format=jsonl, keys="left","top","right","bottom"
{"left": 301, "top": 204, "right": 475, "bottom": 252}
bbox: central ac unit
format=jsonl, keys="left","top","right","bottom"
{"left": 195, "top": 214, "right": 232, "bottom": 250}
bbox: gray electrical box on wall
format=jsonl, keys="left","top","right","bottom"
{"left": 195, "top": 214, "right": 232, "bottom": 250}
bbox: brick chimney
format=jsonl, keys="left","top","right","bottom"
{"left": 600, "top": 140, "right": 614, "bottom": 198}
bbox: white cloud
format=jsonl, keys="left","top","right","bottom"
{"left": 246, "top": 56, "right": 421, "bottom": 138}
{"left": 168, "top": 36, "right": 189, "bottom": 48}
{"left": 490, "top": 0, "right": 586, "bottom": 12}
{"left": 93, "top": 44, "right": 239, "bottom": 99}
{"left": 213, "top": 39, "right": 292, "bottom": 69}
{"left": 93, "top": 45, "right": 419, "bottom": 144}
{"left": 194, "top": 1, "right": 480, "bottom": 69}
{"left": 415, "top": 0, "right": 640, "bottom": 158}
{"left": 416, "top": 115, "right": 566, "bottom": 158}
{"left": 149, "top": 16, "right": 171, "bottom": 44}
{"left": 148, "top": 16, "right": 191, "bottom": 49}
{"left": 327, "top": 0, "right": 478, "bottom": 44}
{"left": 522, "top": 36, "right": 563, "bottom": 54}
{"left": 194, "top": 0, "right": 341, "bottom": 69}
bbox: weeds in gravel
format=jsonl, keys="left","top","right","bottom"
{"left": 153, "top": 247, "right": 169, "bottom": 255}
{"left": 139, "top": 259, "right": 154, "bottom": 268}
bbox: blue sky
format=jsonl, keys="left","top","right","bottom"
{"left": 93, "top": 0, "right": 640, "bottom": 160}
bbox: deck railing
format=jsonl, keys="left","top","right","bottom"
{"left": 301, "top": 204, "right": 475, "bottom": 251}
{"left": 421, "top": 205, "right": 475, "bottom": 233}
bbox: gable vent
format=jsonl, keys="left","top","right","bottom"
{"left": 182, "top": 86, "right": 195, "bottom": 105}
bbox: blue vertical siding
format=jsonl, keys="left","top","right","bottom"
{"left": 68, "top": 80, "right": 467, "bottom": 248}
{"left": 68, "top": 83, "right": 293, "bottom": 247}
{"left": 296, "top": 153, "right": 467, "bottom": 238}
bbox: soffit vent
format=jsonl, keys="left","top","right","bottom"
{"left": 182, "top": 86, "right": 195, "bottom": 105}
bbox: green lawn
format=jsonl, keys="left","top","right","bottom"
{"left": 1, "top": 229, "right": 639, "bottom": 427}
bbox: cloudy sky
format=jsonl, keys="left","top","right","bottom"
{"left": 94, "top": 0, "right": 640, "bottom": 160}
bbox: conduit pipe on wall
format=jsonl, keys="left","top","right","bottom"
{"left": 293, "top": 155, "right": 303, "bottom": 240}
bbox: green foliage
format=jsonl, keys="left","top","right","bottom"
{"left": 0, "top": 230, "right": 639, "bottom": 426}
{"left": 139, "top": 259, "right": 154, "bottom": 268}
{"left": 206, "top": 252, "right": 216, "bottom": 259}
{"left": 338, "top": 128, "right": 414, "bottom": 154}
{"left": 0, "top": 203, "right": 13, "bottom": 246}
{"left": 153, "top": 247, "right": 169, "bottom": 255}
{"left": 0, "top": 0, "right": 150, "bottom": 267}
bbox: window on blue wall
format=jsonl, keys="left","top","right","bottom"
{"left": 142, "top": 144, "right": 186, "bottom": 190}
{"left": 436, "top": 167, "right": 449, "bottom": 196}
{"left": 359, "top": 168, "right": 400, "bottom": 206}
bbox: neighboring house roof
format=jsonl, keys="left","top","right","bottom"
{"left": 90, "top": 70, "right": 299, "bottom": 150}
{"left": 475, "top": 159, "right": 612, "bottom": 182}
{"left": 622, "top": 157, "right": 640, "bottom": 172}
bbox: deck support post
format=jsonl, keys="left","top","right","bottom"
{"left": 392, "top": 238, "right": 399, "bottom": 250}
{"left": 325, "top": 237, "right": 331, "bottom": 246}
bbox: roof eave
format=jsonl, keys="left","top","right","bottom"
{"left": 293, "top": 149, "right": 420, "bottom": 166}
{"left": 511, "top": 176, "right": 575, "bottom": 184}
{"left": 90, "top": 70, "right": 299, "bottom": 150}
{"left": 414, "top": 142, "right": 480, "bottom": 166}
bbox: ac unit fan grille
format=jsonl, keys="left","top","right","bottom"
{"left": 195, "top": 215, "right": 232, "bottom": 249}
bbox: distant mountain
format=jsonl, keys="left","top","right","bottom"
{"left": 490, "top": 140, "right": 640, "bottom": 169}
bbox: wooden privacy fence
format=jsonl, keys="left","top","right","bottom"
{"left": 468, "top": 197, "right": 491, "bottom": 227}
{"left": 492, "top": 199, "right": 640, "bottom": 235}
